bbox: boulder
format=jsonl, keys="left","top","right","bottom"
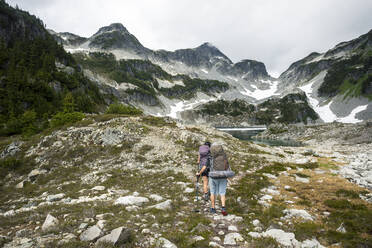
{"left": 224, "top": 232, "right": 244, "bottom": 245}
{"left": 91, "top": 186, "right": 105, "bottom": 191}
{"left": 262, "top": 229, "right": 301, "bottom": 247}
{"left": 283, "top": 209, "right": 314, "bottom": 221}
{"left": 80, "top": 225, "right": 103, "bottom": 241}
{"left": 148, "top": 200, "right": 172, "bottom": 211}
{"left": 46, "top": 193, "right": 65, "bottom": 202}
{"left": 114, "top": 195, "right": 149, "bottom": 206}
{"left": 301, "top": 238, "right": 325, "bottom": 248}
{"left": 96, "top": 227, "right": 132, "bottom": 246}
{"left": 41, "top": 214, "right": 59, "bottom": 231}
{"left": 156, "top": 237, "right": 177, "bottom": 248}
{"left": 149, "top": 194, "right": 164, "bottom": 202}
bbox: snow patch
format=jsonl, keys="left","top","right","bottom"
{"left": 201, "top": 69, "right": 209, "bottom": 74}
{"left": 299, "top": 75, "right": 367, "bottom": 123}
{"left": 166, "top": 97, "right": 218, "bottom": 119}
{"left": 337, "top": 105, "right": 368, "bottom": 123}
{"left": 241, "top": 80, "right": 279, "bottom": 100}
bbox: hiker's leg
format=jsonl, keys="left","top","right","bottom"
{"left": 202, "top": 176, "right": 208, "bottom": 194}
{"left": 221, "top": 195, "right": 226, "bottom": 207}
{"left": 210, "top": 194, "right": 215, "bottom": 208}
{"left": 209, "top": 178, "right": 216, "bottom": 208}
{"left": 219, "top": 179, "right": 227, "bottom": 207}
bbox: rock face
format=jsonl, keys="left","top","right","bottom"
{"left": 96, "top": 227, "right": 132, "bottom": 246}
{"left": 41, "top": 214, "right": 59, "bottom": 231}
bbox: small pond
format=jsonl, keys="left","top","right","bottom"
{"left": 216, "top": 127, "right": 303, "bottom": 147}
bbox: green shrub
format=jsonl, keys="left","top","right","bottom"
{"left": 50, "top": 112, "right": 85, "bottom": 128}
{"left": 335, "top": 189, "right": 360, "bottom": 199}
{"left": 105, "top": 103, "right": 142, "bottom": 115}
{"left": 294, "top": 222, "right": 323, "bottom": 241}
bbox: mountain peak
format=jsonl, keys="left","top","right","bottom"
{"left": 94, "top": 23, "right": 128, "bottom": 36}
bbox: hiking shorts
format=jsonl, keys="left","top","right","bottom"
{"left": 209, "top": 178, "right": 227, "bottom": 196}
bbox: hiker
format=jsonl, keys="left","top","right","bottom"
{"left": 196, "top": 141, "right": 211, "bottom": 201}
{"left": 209, "top": 143, "right": 231, "bottom": 216}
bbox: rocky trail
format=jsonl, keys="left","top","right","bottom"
{"left": 0, "top": 116, "right": 371, "bottom": 247}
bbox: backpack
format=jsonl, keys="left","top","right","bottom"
{"left": 209, "top": 145, "right": 235, "bottom": 179}
{"left": 199, "top": 145, "right": 211, "bottom": 169}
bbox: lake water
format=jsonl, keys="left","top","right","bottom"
{"left": 216, "top": 127, "right": 304, "bottom": 147}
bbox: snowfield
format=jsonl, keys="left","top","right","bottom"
{"left": 241, "top": 80, "right": 279, "bottom": 100}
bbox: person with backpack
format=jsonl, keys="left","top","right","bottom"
{"left": 196, "top": 141, "right": 211, "bottom": 201}
{"left": 208, "top": 143, "right": 234, "bottom": 216}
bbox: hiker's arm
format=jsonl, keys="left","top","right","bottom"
{"left": 196, "top": 165, "right": 206, "bottom": 176}
{"left": 197, "top": 154, "right": 200, "bottom": 164}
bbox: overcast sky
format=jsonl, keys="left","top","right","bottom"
{"left": 7, "top": 0, "right": 372, "bottom": 77}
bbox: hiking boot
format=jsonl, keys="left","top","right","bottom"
{"left": 210, "top": 208, "right": 216, "bottom": 214}
{"left": 221, "top": 207, "right": 228, "bottom": 216}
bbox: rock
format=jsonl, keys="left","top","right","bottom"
{"left": 0, "top": 141, "right": 22, "bottom": 159}
{"left": 148, "top": 200, "right": 172, "bottom": 211}
{"left": 16, "top": 180, "right": 28, "bottom": 189}
{"left": 191, "top": 223, "right": 209, "bottom": 233}
{"left": 301, "top": 238, "right": 325, "bottom": 248}
{"left": 209, "top": 241, "right": 224, "bottom": 248}
{"left": 218, "top": 231, "right": 224, "bottom": 235}
{"left": 224, "top": 232, "right": 244, "bottom": 245}
{"left": 336, "top": 223, "right": 346, "bottom": 233}
{"left": 260, "top": 194, "right": 273, "bottom": 201}
{"left": 157, "top": 237, "right": 177, "bottom": 248}
{"left": 262, "top": 229, "right": 300, "bottom": 247}
{"left": 193, "top": 236, "right": 204, "bottom": 241}
{"left": 248, "top": 232, "right": 261, "bottom": 238}
{"left": 125, "top": 206, "right": 139, "bottom": 211}
{"left": 115, "top": 195, "right": 149, "bottom": 206}
{"left": 295, "top": 176, "right": 310, "bottom": 183}
{"left": 91, "top": 186, "right": 105, "bottom": 191}
{"left": 283, "top": 209, "right": 314, "bottom": 221}
{"left": 96, "top": 220, "right": 106, "bottom": 230}
{"left": 212, "top": 236, "right": 221, "bottom": 242}
{"left": 80, "top": 225, "right": 103, "bottom": 241}
{"left": 142, "top": 229, "right": 151, "bottom": 234}
{"left": 78, "top": 223, "right": 88, "bottom": 229}
{"left": 149, "top": 194, "right": 164, "bottom": 202}
{"left": 284, "top": 185, "right": 291, "bottom": 190}
{"left": 28, "top": 169, "right": 47, "bottom": 181}
{"left": 184, "top": 187, "right": 194, "bottom": 193}
{"left": 42, "top": 214, "right": 59, "bottom": 231}
{"left": 96, "top": 213, "right": 114, "bottom": 220}
{"left": 46, "top": 193, "right": 65, "bottom": 202}
{"left": 252, "top": 219, "right": 261, "bottom": 227}
{"left": 96, "top": 227, "right": 132, "bottom": 246}
{"left": 15, "top": 229, "right": 31, "bottom": 238}
{"left": 228, "top": 225, "right": 238, "bottom": 231}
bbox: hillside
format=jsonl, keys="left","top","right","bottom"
{"left": 180, "top": 93, "right": 319, "bottom": 126}
{"left": 0, "top": 0, "right": 108, "bottom": 137}
{"left": 0, "top": 115, "right": 371, "bottom": 247}
{"left": 279, "top": 29, "right": 372, "bottom": 123}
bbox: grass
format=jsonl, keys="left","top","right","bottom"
{"left": 295, "top": 172, "right": 310, "bottom": 178}
{"left": 293, "top": 222, "right": 323, "bottom": 241}
{"left": 141, "top": 116, "right": 176, "bottom": 127}
{"left": 336, "top": 189, "right": 361, "bottom": 199}
{"left": 250, "top": 237, "right": 280, "bottom": 248}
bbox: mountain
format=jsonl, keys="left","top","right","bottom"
{"left": 52, "top": 23, "right": 278, "bottom": 105}
{"left": 278, "top": 29, "right": 372, "bottom": 123}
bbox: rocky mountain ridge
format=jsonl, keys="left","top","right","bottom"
{"left": 278, "top": 29, "right": 372, "bottom": 123}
